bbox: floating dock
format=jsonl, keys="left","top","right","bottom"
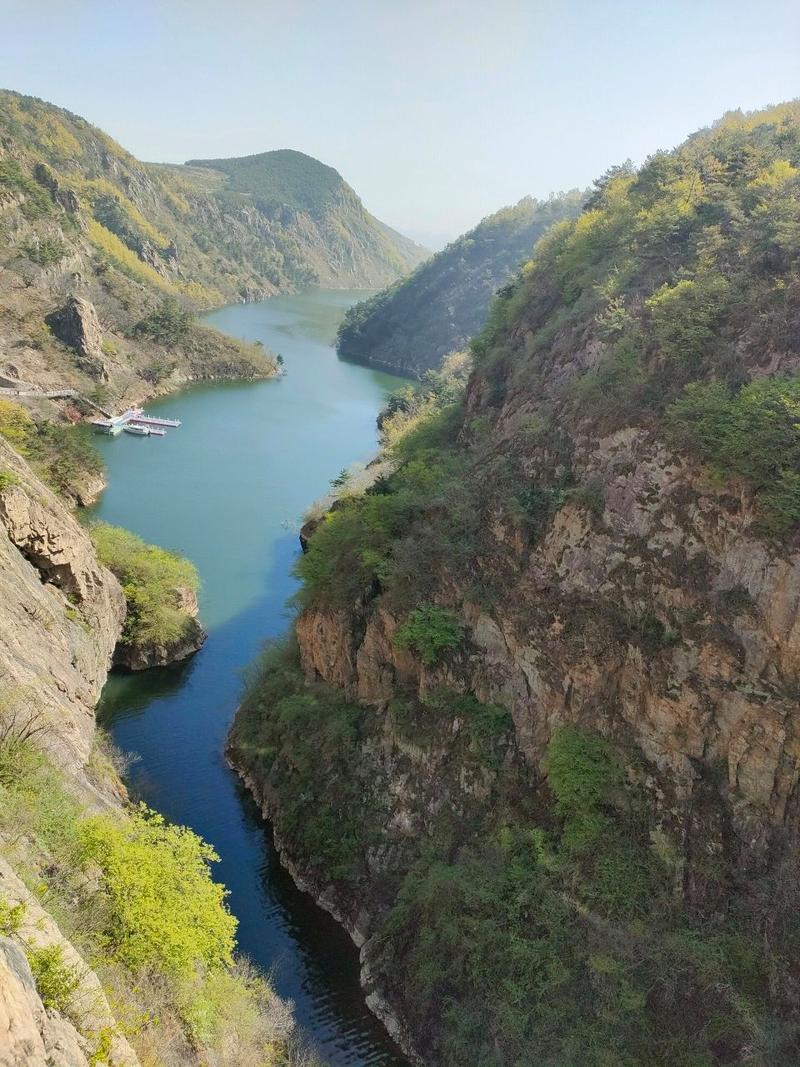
{"left": 91, "top": 406, "right": 181, "bottom": 436}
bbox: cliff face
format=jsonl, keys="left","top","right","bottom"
{"left": 0, "top": 437, "right": 125, "bottom": 781}
{"left": 335, "top": 192, "right": 584, "bottom": 378}
{"left": 0, "top": 440, "right": 138, "bottom": 1063}
{"left": 231, "top": 103, "right": 800, "bottom": 1065}
{"left": 295, "top": 428, "right": 800, "bottom": 882}
{"left": 0, "top": 861, "right": 139, "bottom": 1067}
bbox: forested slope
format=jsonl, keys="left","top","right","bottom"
{"left": 232, "top": 102, "right": 800, "bottom": 1066}
{"left": 336, "top": 192, "right": 584, "bottom": 377}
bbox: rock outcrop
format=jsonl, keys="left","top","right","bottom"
{"left": 0, "top": 438, "right": 125, "bottom": 781}
{"left": 0, "top": 862, "right": 139, "bottom": 1067}
{"left": 114, "top": 585, "right": 207, "bottom": 671}
{"left": 45, "top": 296, "right": 108, "bottom": 381}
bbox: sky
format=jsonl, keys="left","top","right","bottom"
{"left": 1, "top": 0, "right": 799, "bottom": 249}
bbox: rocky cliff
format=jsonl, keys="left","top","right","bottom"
{"left": 0, "top": 439, "right": 139, "bottom": 1062}
{"left": 231, "top": 102, "right": 800, "bottom": 1066}
{"left": 0, "top": 440, "right": 306, "bottom": 1066}
{"left": 0, "top": 436, "right": 125, "bottom": 781}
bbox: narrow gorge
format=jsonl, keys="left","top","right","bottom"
{"left": 3, "top": 67, "right": 800, "bottom": 1067}
{"left": 229, "top": 103, "right": 800, "bottom": 1066}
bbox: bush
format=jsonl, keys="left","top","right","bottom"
{"left": 27, "top": 944, "right": 81, "bottom": 1012}
{"left": 0, "top": 691, "right": 296, "bottom": 1062}
{"left": 90, "top": 522, "right": 198, "bottom": 648}
{"left": 545, "top": 727, "right": 623, "bottom": 821}
{"left": 667, "top": 376, "right": 800, "bottom": 534}
{"left": 233, "top": 644, "right": 368, "bottom": 884}
{"left": 132, "top": 296, "right": 193, "bottom": 344}
{"left": 0, "top": 158, "right": 54, "bottom": 219}
{"left": 78, "top": 805, "right": 236, "bottom": 980}
{"left": 22, "top": 236, "right": 67, "bottom": 265}
{"left": 394, "top": 605, "right": 465, "bottom": 666}
{"left": 0, "top": 896, "right": 25, "bottom": 936}
{"left": 0, "top": 401, "right": 104, "bottom": 500}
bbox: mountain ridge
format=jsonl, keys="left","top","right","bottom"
{"left": 0, "top": 89, "right": 425, "bottom": 406}
{"left": 336, "top": 190, "right": 585, "bottom": 377}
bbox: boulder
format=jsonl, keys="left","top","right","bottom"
{"left": 45, "top": 297, "right": 108, "bottom": 380}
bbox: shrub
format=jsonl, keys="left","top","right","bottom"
{"left": 0, "top": 158, "right": 54, "bottom": 219}
{"left": 132, "top": 296, "right": 193, "bottom": 344}
{"left": 32, "top": 423, "right": 104, "bottom": 497}
{"left": 78, "top": 805, "right": 236, "bottom": 980}
{"left": 22, "top": 236, "right": 67, "bottom": 265}
{"left": 645, "top": 274, "right": 730, "bottom": 368}
{"left": 0, "top": 690, "right": 46, "bottom": 786}
{"left": 234, "top": 642, "right": 368, "bottom": 885}
{"left": 0, "top": 470, "right": 19, "bottom": 492}
{"left": 667, "top": 376, "right": 800, "bottom": 534}
{"left": 27, "top": 944, "right": 82, "bottom": 1012}
{"left": 0, "top": 401, "right": 104, "bottom": 500}
{"left": 90, "top": 522, "right": 198, "bottom": 648}
{"left": 0, "top": 398, "right": 35, "bottom": 449}
{"left": 394, "top": 605, "right": 465, "bottom": 666}
{"left": 545, "top": 727, "right": 623, "bottom": 821}
{"left": 0, "top": 896, "right": 25, "bottom": 935}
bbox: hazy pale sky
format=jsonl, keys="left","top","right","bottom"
{"left": 1, "top": 0, "right": 798, "bottom": 247}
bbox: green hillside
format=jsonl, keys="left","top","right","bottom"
{"left": 336, "top": 191, "right": 585, "bottom": 377}
{"left": 0, "top": 90, "right": 425, "bottom": 404}
{"left": 186, "top": 148, "right": 346, "bottom": 214}
{"left": 234, "top": 102, "right": 800, "bottom": 1066}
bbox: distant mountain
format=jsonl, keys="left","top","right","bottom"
{"left": 0, "top": 90, "right": 425, "bottom": 402}
{"left": 336, "top": 192, "right": 585, "bottom": 377}
{"left": 178, "top": 148, "right": 427, "bottom": 292}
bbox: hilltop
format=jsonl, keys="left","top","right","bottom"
{"left": 336, "top": 191, "right": 585, "bottom": 377}
{"left": 0, "top": 90, "right": 424, "bottom": 405}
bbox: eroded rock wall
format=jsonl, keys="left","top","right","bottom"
{"left": 295, "top": 423, "right": 800, "bottom": 893}
{"left": 0, "top": 438, "right": 125, "bottom": 785}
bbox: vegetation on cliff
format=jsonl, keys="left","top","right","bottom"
{"left": 235, "top": 102, "right": 800, "bottom": 1066}
{"left": 336, "top": 192, "right": 585, "bottom": 377}
{"left": 234, "top": 642, "right": 794, "bottom": 1066}
{"left": 91, "top": 521, "right": 201, "bottom": 654}
{"left": 0, "top": 398, "right": 103, "bottom": 503}
{"left": 0, "top": 691, "right": 315, "bottom": 1065}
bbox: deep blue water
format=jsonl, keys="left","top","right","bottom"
{"left": 91, "top": 290, "right": 409, "bottom": 1066}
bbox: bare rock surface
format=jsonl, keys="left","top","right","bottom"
{"left": 0, "top": 437, "right": 125, "bottom": 784}
{"left": 45, "top": 297, "right": 108, "bottom": 381}
{"left": 0, "top": 860, "right": 139, "bottom": 1067}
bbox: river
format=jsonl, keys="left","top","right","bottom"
{"left": 91, "top": 290, "right": 410, "bottom": 1066}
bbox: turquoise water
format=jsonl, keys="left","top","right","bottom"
{"left": 92, "top": 290, "right": 409, "bottom": 1066}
